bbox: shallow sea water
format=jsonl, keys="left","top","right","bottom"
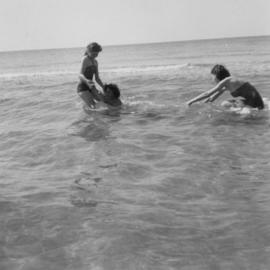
{"left": 1, "top": 36, "right": 270, "bottom": 269}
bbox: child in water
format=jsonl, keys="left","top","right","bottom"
{"left": 77, "top": 42, "right": 105, "bottom": 108}
{"left": 77, "top": 42, "right": 122, "bottom": 108}
{"left": 187, "top": 64, "right": 264, "bottom": 110}
{"left": 89, "top": 83, "right": 122, "bottom": 108}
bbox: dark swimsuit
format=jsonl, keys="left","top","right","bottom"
{"left": 77, "top": 61, "right": 97, "bottom": 93}
{"left": 231, "top": 82, "right": 264, "bottom": 109}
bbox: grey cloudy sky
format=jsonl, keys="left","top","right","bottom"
{"left": 0, "top": 0, "right": 270, "bottom": 51}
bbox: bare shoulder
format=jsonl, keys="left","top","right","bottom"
{"left": 81, "top": 55, "right": 90, "bottom": 65}
{"left": 223, "top": 76, "right": 233, "bottom": 83}
{"left": 216, "top": 76, "right": 232, "bottom": 88}
{"left": 228, "top": 77, "right": 246, "bottom": 88}
{"left": 81, "top": 55, "right": 88, "bottom": 61}
{"left": 229, "top": 76, "right": 244, "bottom": 83}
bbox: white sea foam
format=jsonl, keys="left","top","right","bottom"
{"left": 0, "top": 63, "right": 201, "bottom": 81}
{"left": 262, "top": 97, "right": 270, "bottom": 111}
{"left": 102, "top": 63, "right": 190, "bottom": 74}
{"left": 0, "top": 70, "right": 77, "bottom": 80}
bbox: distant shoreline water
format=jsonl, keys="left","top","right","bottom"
{"left": 1, "top": 34, "right": 269, "bottom": 53}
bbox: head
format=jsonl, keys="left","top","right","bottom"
{"left": 211, "top": 64, "right": 231, "bottom": 83}
{"left": 85, "top": 42, "right": 102, "bottom": 58}
{"left": 103, "top": 83, "right": 121, "bottom": 103}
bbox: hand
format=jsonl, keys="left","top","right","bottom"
{"left": 186, "top": 100, "right": 193, "bottom": 106}
{"left": 204, "top": 96, "right": 215, "bottom": 103}
{"left": 87, "top": 80, "right": 95, "bottom": 89}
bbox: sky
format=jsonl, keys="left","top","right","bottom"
{"left": 0, "top": 0, "right": 270, "bottom": 51}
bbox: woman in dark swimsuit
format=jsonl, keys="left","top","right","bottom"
{"left": 77, "top": 42, "right": 105, "bottom": 108}
{"left": 187, "top": 64, "right": 264, "bottom": 110}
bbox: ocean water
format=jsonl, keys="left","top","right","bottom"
{"left": 1, "top": 36, "right": 270, "bottom": 270}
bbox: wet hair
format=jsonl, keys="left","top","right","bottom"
{"left": 211, "top": 64, "right": 231, "bottom": 81}
{"left": 84, "top": 42, "right": 102, "bottom": 55}
{"left": 105, "top": 83, "right": 120, "bottom": 99}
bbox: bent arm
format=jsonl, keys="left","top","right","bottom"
{"left": 187, "top": 78, "right": 229, "bottom": 106}
{"left": 95, "top": 74, "right": 104, "bottom": 91}
{"left": 94, "top": 62, "right": 105, "bottom": 92}
{"left": 89, "top": 86, "right": 104, "bottom": 102}
{"left": 78, "top": 74, "right": 94, "bottom": 88}
{"left": 78, "top": 75, "right": 103, "bottom": 101}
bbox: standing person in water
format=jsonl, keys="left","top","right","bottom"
{"left": 77, "top": 42, "right": 105, "bottom": 108}
{"left": 187, "top": 64, "right": 264, "bottom": 110}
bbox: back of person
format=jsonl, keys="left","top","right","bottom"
{"left": 231, "top": 82, "right": 264, "bottom": 109}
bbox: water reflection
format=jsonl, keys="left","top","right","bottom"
{"left": 69, "top": 107, "right": 122, "bottom": 142}
{"left": 69, "top": 118, "right": 110, "bottom": 142}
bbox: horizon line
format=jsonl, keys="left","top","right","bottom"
{"left": 1, "top": 34, "right": 269, "bottom": 53}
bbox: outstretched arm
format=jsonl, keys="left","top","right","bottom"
{"left": 204, "top": 87, "right": 226, "bottom": 103}
{"left": 187, "top": 78, "right": 229, "bottom": 106}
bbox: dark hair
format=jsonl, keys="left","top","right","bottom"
{"left": 211, "top": 64, "right": 231, "bottom": 81}
{"left": 85, "top": 42, "right": 102, "bottom": 55}
{"left": 105, "top": 83, "right": 120, "bottom": 99}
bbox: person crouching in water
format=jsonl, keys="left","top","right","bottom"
{"left": 96, "top": 83, "right": 122, "bottom": 107}
{"left": 187, "top": 64, "right": 264, "bottom": 110}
